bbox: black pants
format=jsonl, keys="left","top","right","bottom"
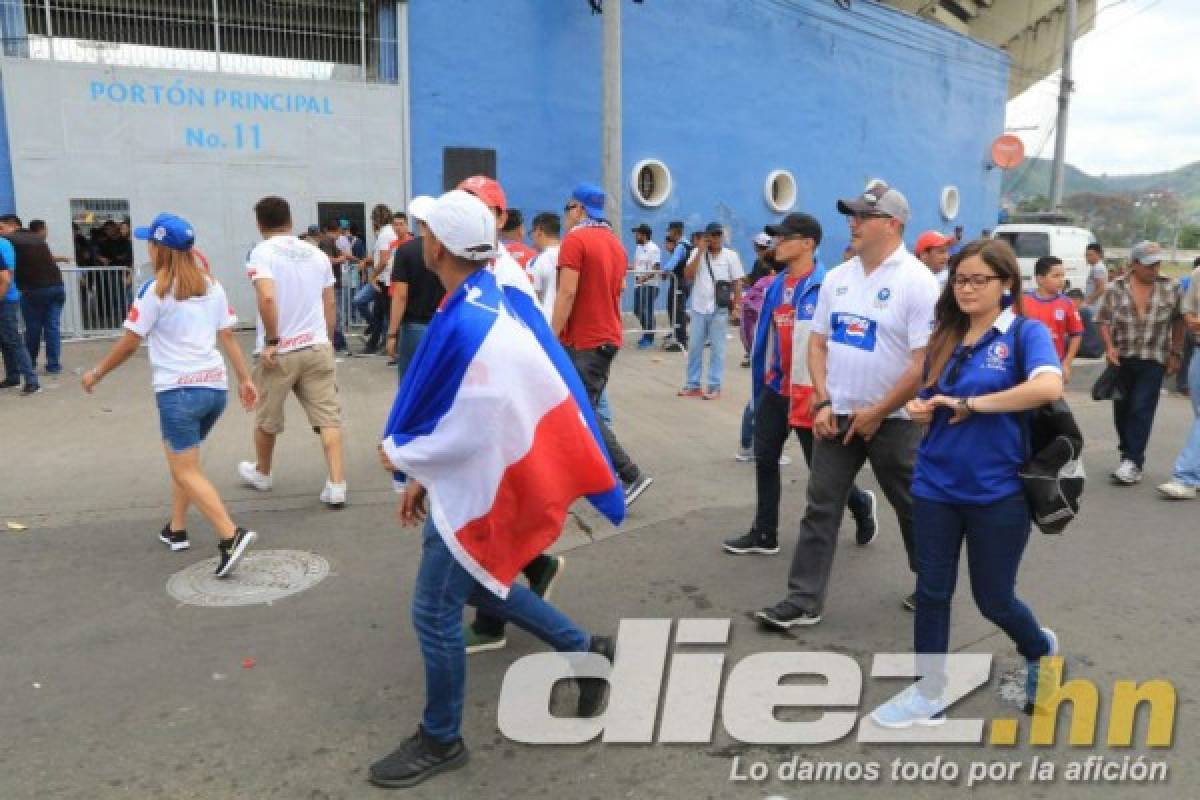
{"left": 785, "top": 417, "right": 921, "bottom": 614}
{"left": 634, "top": 285, "right": 658, "bottom": 336}
{"left": 471, "top": 554, "right": 557, "bottom": 638}
{"left": 566, "top": 344, "right": 641, "bottom": 484}
{"left": 1113, "top": 357, "right": 1166, "bottom": 468}
{"left": 752, "top": 389, "right": 871, "bottom": 537}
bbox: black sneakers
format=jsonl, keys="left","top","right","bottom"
{"left": 755, "top": 600, "right": 822, "bottom": 629}
{"left": 368, "top": 726, "right": 468, "bottom": 789}
{"left": 578, "top": 635, "right": 615, "bottom": 717}
{"left": 623, "top": 474, "right": 654, "bottom": 507}
{"left": 20, "top": 383, "right": 41, "bottom": 395}
{"left": 722, "top": 530, "right": 780, "bottom": 555}
{"left": 158, "top": 524, "right": 190, "bottom": 552}
{"left": 902, "top": 592, "right": 917, "bottom": 612}
{"left": 853, "top": 490, "right": 878, "bottom": 546}
{"left": 215, "top": 527, "right": 257, "bottom": 578}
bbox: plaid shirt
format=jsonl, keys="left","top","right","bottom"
{"left": 1096, "top": 274, "right": 1182, "bottom": 364}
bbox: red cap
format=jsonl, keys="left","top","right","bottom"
{"left": 914, "top": 230, "right": 954, "bottom": 256}
{"left": 457, "top": 175, "right": 507, "bottom": 212}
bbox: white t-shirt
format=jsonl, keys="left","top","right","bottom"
{"left": 492, "top": 243, "right": 539, "bottom": 304}
{"left": 689, "top": 247, "right": 744, "bottom": 314}
{"left": 810, "top": 245, "right": 940, "bottom": 417}
{"left": 633, "top": 240, "right": 662, "bottom": 287}
{"left": 374, "top": 226, "right": 400, "bottom": 286}
{"left": 1084, "top": 261, "right": 1107, "bottom": 308}
{"left": 124, "top": 277, "right": 237, "bottom": 392}
{"left": 529, "top": 245, "right": 560, "bottom": 322}
{"left": 934, "top": 268, "right": 949, "bottom": 288}
{"left": 246, "top": 235, "right": 335, "bottom": 354}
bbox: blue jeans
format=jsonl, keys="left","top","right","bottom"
{"left": 1, "top": 302, "right": 36, "bottom": 386}
{"left": 353, "top": 283, "right": 377, "bottom": 328}
{"left": 155, "top": 388, "right": 227, "bottom": 453}
{"left": 685, "top": 309, "right": 728, "bottom": 391}
{"left": 19, "top": 284, "right": 66, "bottom": 372}
{"left": 1172, "top": 354, "right": 1200, "bottom": 485}
{"left": 395, "top": 321, "right": 428, "bottom": 384}
{"left": 596, "top": 389, "right": 613, "bottom": 426}
{"left": 634, "top": 284, "right": 658, "bottom": 341}
{"left": 913, "top": 493, "right": 1050, "bottom": 693}
{"left": 412, "top": 518, "right": 591, "bottom": 743}
{"left": 1113, "top": 357, "right": 1166, "bottom": 469}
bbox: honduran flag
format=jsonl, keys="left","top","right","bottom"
{"left": 381, "top": 268, "right": 626, "bottom": 597}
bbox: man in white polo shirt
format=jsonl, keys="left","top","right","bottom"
{"left": 756, "top": 180, "right": 940, "bottom": 628}
{"left": 238, "top": 195, "right": 348, "bottom": 508}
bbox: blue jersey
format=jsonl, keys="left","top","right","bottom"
{"left": 913, "top": 310, "right": 1061, "bottom": 505}
{"left": 0, "top": 238, "right": 17, "bottom": 303}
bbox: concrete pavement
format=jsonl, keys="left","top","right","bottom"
{"left": 1, "top": 333, "right": 1196, "bottom": 799}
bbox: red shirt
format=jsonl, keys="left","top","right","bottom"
{"left": 1022, "top": 291, "right": 1083, "bottom": 360}
{"left": 557, "top": 225, "right": 626, "bottom": 350}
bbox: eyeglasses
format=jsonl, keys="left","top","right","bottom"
{"left": 952, "top": 274, "right": 1003, "bottom": 289}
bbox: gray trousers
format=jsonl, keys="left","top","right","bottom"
{"left": 786, "top": 417, "right": 920, "bottom": 614}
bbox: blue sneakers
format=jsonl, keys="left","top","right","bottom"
{"left": 869, "top": 685, "right": 947, "bottom": 729}
{"left": 1026, "top": 627, "right": 1060, "bottom": 711}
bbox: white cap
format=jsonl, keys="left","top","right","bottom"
{"left": 425, "top": 190, "right": 497, "bottom": 261}
{"left": 753, "top": 232, "right": 772, "bottom": 248}
{"left": 408, "top": 194, "right": 436, "bottom": 223}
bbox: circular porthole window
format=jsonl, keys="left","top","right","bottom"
{"left": 940, "top": 185, "right": 961, "bottom": 221}
{"left": 630, "top": 159, "right": 671, "bottom": 208}
{"left": 764, "top": 170, "right": 797, "bottom": 212}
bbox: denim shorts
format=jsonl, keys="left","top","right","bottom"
{"left": 156, "top": 388, "right": 228, "bottom": 453}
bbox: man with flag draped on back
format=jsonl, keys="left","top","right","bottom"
{"left": 368, "top": 189, "right": 625, "bottom": 790}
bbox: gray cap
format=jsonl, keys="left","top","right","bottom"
{"left": 1130, "top": 240, "right": 1163, "bottom": 266}
{"left": 837, "top": 180, "right": 911, "bottom": 224}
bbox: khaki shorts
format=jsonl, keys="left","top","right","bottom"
{"left": 253, "top": 343, "right": 342, "bottom": 434}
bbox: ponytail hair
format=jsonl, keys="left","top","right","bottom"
{"left": 152, "top": 244, "right": 209, "bottom": 302}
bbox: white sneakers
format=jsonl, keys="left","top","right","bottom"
{"left": 1157, "top": 481, "right": 1197, "bottom": 500}
{"left": 239, "top": 461, "right": 347, "bottom": 507}
{"left": 320, "top": 481, "right": 348, "bottom": 508}
{"left": 1111, "top": 459, "right": 1143, "bottom": 485}
{"left": 238, "top": 461, "right": 273, "bottom": 491}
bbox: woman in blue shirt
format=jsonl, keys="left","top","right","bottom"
{"left": 871, "top": 239, "right": 1064, "bottom": 728}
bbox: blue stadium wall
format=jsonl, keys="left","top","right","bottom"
{"left": 407, "top": 0, "right": 1010, "bottom": 263}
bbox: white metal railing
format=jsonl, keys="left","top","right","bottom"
{"left": 0, "top": 0, "right": 400, "bottom": 83}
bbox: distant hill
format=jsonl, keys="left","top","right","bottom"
{"left": 1003, "top": 158, "right": 1200, "bottom": 218}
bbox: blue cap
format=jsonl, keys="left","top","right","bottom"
{"left": 133, "top": 212, "right": 195, "bottom": 251}
{"left": 571, "top": 182, "right": 607, "bottom": 220}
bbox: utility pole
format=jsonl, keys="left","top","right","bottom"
{"left": 602, "top": 0, "right": 622, "bottom": 224}
{"left": 1049, "top": 0, "right": 1076, "bottom": 210}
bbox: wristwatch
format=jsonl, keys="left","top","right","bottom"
{"left": 265, "top": 337, "right": 280, "bottom": 347}
{"left": 957, "top": 397, "right": 973, "bottom": 413}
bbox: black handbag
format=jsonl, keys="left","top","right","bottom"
{"left": 704, "top": 252, "right": 732, "bottom": 310}
{"left": 1091, "top": 363, "right": 1122, "bottom": 401}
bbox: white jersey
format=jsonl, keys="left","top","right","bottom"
{"left": 246, "top": 235, "right": 334, "bottom": 354}
{"left": 492, "top": 243, "right": 539, "bottom": 305}
{"left": 528, "top": 245, "right": 560, "bottom": 322}
{"left": 633, "top": 240, "right": 662, "bottom": 286}
{"left": 124, "top": 277, "right": 237, "bottom": 392}
{"left": 374, "top": 225, "right": 400, "bottom": 286}
{"left": 810, "top": 244, "right": 940, "bottom": 417}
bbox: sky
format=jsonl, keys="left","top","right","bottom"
{"left": 1004, "top": 0, "right": 1198, "bottom": 177}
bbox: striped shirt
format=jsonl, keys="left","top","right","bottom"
{"left": 1095, "top": 274, "right": 1182, "bottom": 365}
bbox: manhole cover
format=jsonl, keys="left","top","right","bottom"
{"left": 167, "top": 549, "right": 330, "bottom": 607}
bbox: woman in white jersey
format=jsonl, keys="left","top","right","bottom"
{"left": 81, "top": 213, "right": 259, "bottom": 578}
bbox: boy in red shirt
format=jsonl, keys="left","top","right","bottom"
{"left": 1023, "top": 255, "right": 1083, "bottom": 383}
